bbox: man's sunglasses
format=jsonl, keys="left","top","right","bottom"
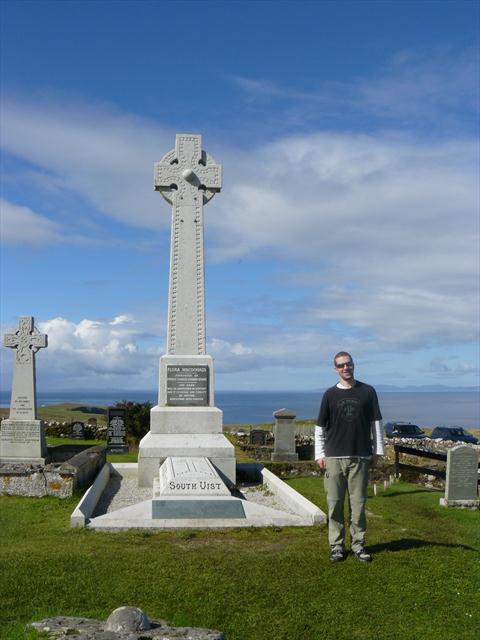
{"left": 335, "top": 362, "right": 354, "bottom": 369}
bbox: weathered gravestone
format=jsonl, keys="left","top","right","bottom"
{"left": 137, "top": 134, "right": 235, "bottom": 487}
{"left": 271, "top": 408, "right": 299, "bottom": 462}
{"left": 0, "top": 317, "right": 48, "bottom": 463}
{"left": 250, "top": 429, "right": 269, "bottom": 446}
{"left": 71, "top": 421, "right": 85, "bottom": 440}
{"left": 441, "top": 444, "right": 479, "bottom": 507}
{"left": 107, "top": 407, "right": 129, "bottom": 454}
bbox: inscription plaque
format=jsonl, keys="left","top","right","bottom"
{"left": 0, "top": 421, "right": 41, "bottom": 445}
{"left": 71, "top": 421, "right": 85, "bottom": 440}
{"left": 166, "top": 365, "right": 209, "bottom": 406}
{"left": 107, "top": 407, "right": 129, "bottom": 454}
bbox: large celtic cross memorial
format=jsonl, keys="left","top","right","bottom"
{"left": 1, "top": 317, "right": 48, "bottom": 463}
{"left": 154, "top": 133, "right": 222, "bottom": 356}
{"left": 138, "top": 134, "right": 235, "bottom": 488}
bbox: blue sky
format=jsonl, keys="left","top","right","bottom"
{"left": 1, "top": 0, "right": 478, "bottom": 393}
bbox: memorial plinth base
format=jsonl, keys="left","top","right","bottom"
{"left": 137, "top": 428, "right": 235, "bottom": 488}
{"left": 0, "top": 419, "right": 47, "bottom": 464}
{"left": 150, "top": 405, "right": 223, "bottom": 434}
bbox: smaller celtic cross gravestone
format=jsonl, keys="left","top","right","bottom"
{"left": 1, "top": 317, "right": 48, "bottom": 463}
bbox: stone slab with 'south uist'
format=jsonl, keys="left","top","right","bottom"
{"left": 137, "top": 134, "right": 235, "bottom": 487}
{"left": 152, "top": 456, "right": 245, "bottom": 519}
{"left": 154, "top": 457, "right": 231, "bottom": 496}
{"left": 1, "top": 317, "right": 48, "bottom": 463}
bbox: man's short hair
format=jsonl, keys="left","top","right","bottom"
{"left": 333, "top": 351, "right": 353, "bottom": 366}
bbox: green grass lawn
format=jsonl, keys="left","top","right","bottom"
{"left": 0, "top": 480, "right": 478, "bottom": 640}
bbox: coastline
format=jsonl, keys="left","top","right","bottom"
{"left": 1, "top": 389, "right": 479, "bottom": 429}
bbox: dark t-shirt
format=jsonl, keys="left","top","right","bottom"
{"left": 317, "top": 381, "right": 382, "bottom": 457}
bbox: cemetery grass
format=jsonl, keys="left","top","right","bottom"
{"left": 1, "top": 483, "right": 478, "bottom": 640}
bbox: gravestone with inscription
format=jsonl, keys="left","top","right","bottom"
{"left": 272, "top": 408, "right": 299, "bottom": 462}
{"left": 71, "top": 421, "right": 85, "bottom": 440}
{"left": 441, "top": 444, "right": 479, "bottom": 507}
{"left": 107, "top": 407, "right": 129, "bottom": 454}
{"left": 0, "top": 317, "right": 48, "bottom": 463}
{"left": 138, "top": 134, "right": 235, "bottom": 487}
{"left": 250, "top": 429, "right": 269, "bottom": 446}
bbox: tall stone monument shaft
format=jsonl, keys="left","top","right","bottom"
{"left": 138, "top": 134, "right": 235, "bottom": 487}
{"left": 154, "top": 134, "right": 222, "bottom": 356}
{"left": 1, "top": 317, "right": 48, "bottom": 463}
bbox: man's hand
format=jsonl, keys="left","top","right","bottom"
{"left": 316, "top": 457, "right": 326, "bottom": 470}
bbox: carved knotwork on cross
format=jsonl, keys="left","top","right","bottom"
{"left": 154, "top": 134, "right": 222, "bottom": 206}
{"left": 154, "top": 134, "right": 222, "bottom": 355}
{"left": 4, "top": 317, "right": 48, "bottom": 364}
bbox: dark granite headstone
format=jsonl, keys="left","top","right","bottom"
{"left": 250, "top": 429, "right": 269, "bottom": 446}
{"left": 71, "top": 421, "right": 85, "bottom": 440}
{"left": 166, "top": 365, "right": 209, "bottom": 406}
{"left": 107, "top": 408, "right": 128, "bottom": 454}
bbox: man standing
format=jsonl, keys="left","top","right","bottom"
{"left": 315, "top": 352, "right": 384, "bottom": 562}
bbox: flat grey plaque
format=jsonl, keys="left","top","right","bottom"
{"left": 152, "top": 499, "right": 245, "bottom": 519}
{"left": 0, "top": 421, "right": 41, "bottom": 444}
{"left": 166, "top": 365, "right": 209, "bottom": 406}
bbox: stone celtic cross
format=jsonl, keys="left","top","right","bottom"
{"left": 4, "top": 317, "right": 47, "bottom": 419}
{"left": 4, "top": 317, "right": 47, "bottom": 364}
{"left": 154, "top": 134, "right": 222, "bottom": 355}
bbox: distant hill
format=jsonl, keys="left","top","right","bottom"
{"left": 375, "top": 385, "right": 479, "bottom": 393}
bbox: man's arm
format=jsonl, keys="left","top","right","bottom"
{"left": 315, "top": 424, "right": 327, "bottom": 469}
{"left": 370, "top": 420, "right": 385, "bottom": 466}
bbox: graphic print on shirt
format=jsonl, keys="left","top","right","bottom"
{"left": 337, "top": 397, "right": 361, "bottom": 422}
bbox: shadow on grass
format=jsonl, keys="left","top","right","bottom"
{"left": 369, "top": 537, "right": 479, "bottom": 554}
{"left": 379, "top": 489, "right": 441, "bottom": 497}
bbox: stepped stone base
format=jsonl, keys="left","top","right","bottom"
{"left": 137, "top": 432, "right": 235, "bottom": 488}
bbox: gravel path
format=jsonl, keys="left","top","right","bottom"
{"left": 92, "top": 473, "right": 298, "bottom": 517}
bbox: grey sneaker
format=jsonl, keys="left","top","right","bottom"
{"left": 354, "top": 548, "right": 372, "bottom": 562}
{"left": 330, "top": 546, "right": 346, "bottom": 562}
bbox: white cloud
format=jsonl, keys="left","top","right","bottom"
{"left": 1, "top": 97, "right": 172, "bottom": 233}
{"left": 20, "top": 316, "right": 162, "bottom": 387}
{"left": 0, "top": 199, "right": 64, "bottom": 245}
{"left": 1, "top": 49, "right": 477, "bottom": 383}
{"left": 230, "top": 46, "right": 477, "bottom": 127}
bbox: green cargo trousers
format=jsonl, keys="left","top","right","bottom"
{"left": 324, "top": 457, "right": 370, "bottom": 552}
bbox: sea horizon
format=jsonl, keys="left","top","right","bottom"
{"left": 1, "top": 388, "right": 479, "bottom": 429}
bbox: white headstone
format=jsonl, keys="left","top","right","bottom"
{"left": 138, "top": 134, "right": 235, "bottom": 487}
{"left": 1, "top": 317, "right": 48, "bottom": 463}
